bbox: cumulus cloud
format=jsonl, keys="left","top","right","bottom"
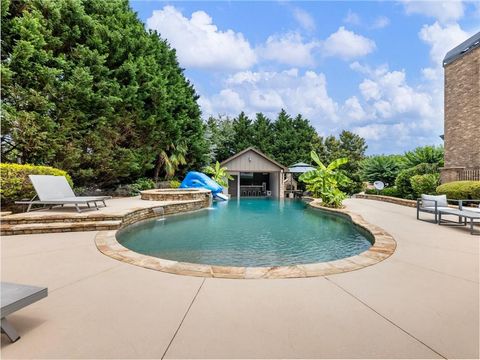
{"left": 401, "top": 0, "right": 465, "bottom": 23}
{"left": 293, "top": 8, "right": 316, "bottom": 32}
{"left": 201, "top": 69, "right": 339, "bottom": 129}
{"left": 257, "top": 32, "right": 319, "bottom": 66}
{"left": 146, "top": 6, "right": 256, "bottom": 70}
{"left": 322, "top": 27, "right": 376, "bottom": 59}
{"left": 419, "top": 21, "right": 472, "bottom": 68}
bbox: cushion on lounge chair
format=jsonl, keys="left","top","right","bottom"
{"left": 421, "top": 194, "right": 447, "bottom": 208}
{"left": 29, "top": 175, "right": 75, "bottom": 201}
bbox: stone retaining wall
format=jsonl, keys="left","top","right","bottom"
{"left": 140, "top": 188, "right": 211, "bottom": 202}
{"left": 354, "top": 194, "right": 417, "bottom": 208}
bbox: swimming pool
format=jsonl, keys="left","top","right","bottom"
{"left": 117, "top": 198, "right": 373, "bottom": 267}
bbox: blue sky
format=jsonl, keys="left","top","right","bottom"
{"left": 130, "top": 1, "right": 479, "bottom": 154}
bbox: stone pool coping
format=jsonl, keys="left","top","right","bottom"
{"left": 94, "top": 199, "right": 396, "bottom": 279}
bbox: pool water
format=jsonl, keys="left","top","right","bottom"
{"left": 117, "top": 199, "right": 373, "bottom": 267}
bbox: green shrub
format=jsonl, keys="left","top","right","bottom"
{"left": 395, "top": 163, "right": 439, "bottom": 199}
{"left": 0, "top": 163, "right": 72, "bottom": 205}
{"left": 403, "top": 145, "right": 444, "bottom": 168}
{"left": 169, "top": 180, "right": 181, "bottom": 188}
{"left": 410, "top": 173, "right": 440, "bottom": 197}
{"left": 365, "top": 186, "right": 401, "bottom": 198}
{"left": 360, "top": 155, "right": 404, "bottom": 186}
{"left": 129, "top": 178, "right": 156, "bottom": 196}
{"left": 436, "top": 181, "right": 480, "bottom": 200}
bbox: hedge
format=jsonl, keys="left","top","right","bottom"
{"left": 0, "top": 163, "right": 73, "bottom": 205}
{"left": 436, "top": 181, "right": 480, "bottom": 200}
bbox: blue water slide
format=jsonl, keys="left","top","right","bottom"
{"left": 179, "top": 171, "right": 228, "bottom": 200}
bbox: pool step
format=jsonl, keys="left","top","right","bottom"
{"left": 1, "top": 220, "right": 122, "bottom": 236}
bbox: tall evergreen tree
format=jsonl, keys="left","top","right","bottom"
{"left": 1, "top": 0, "right": 208, "bottom": 186}
{"left": 251, "top": 113, "right": 274, "bottom": 156}
{"left": 232, "top": 111, "right": 254, "bottom": 153}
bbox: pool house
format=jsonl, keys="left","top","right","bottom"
{"left": 221, "top": 147, "right": 287, "bottom": 198}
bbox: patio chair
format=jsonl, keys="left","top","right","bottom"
{"left": 416, "top": 194, "right": 453, "bottom": 223}
{"left": 15, "top": 175, "right": 111, "bottom": 212}
{"left": 1, "top": 282, "right": 48, "bottom": 342}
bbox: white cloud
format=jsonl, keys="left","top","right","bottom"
{"left": 401, "top": 0, "right": 465, "bottom": 23}
{"left": 342, "top": 96, "right": 369, "bottom": 122}
{"left": 323, "top": 27, "right": 376, "bottom": 59}
{"left": 146, "top": 6, "right": 256, "bottom": 70}
{"left": 257, "top": 32, "right": 319, "bottom": 66}
{"left": 202, "top": 69, "right": 339, "bottom": 129}
{"left": 371, "top": 16, "right": 390, "bottom": 29}
{"left": 293, "top": 8, "right": 315, "bottom": 32}
{"left": 419, "top": 21, "right": 471, "bottom": 68}
{"left": 343, "top": 10, "right": 361, "bottom": 25}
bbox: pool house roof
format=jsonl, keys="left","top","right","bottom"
{"left": 220, "top": 147, "right": 288, "bottom": 172}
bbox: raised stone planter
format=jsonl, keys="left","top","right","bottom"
{"left": 140, "top": 188, "right": 211, "bottom": 202}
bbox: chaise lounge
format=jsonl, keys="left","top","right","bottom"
{"left": 15, "top": 175, "right": 111, "bottom": 213}
{"left": 1, "top": 282, "right": 48, "bottom": 342}
{"left": 416, "top": 194, "right": 452, "bottom": 223}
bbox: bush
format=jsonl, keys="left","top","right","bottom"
{"left": 129, "top": 178, "right": 156, "bottom": 196}
{"left": 436, "top": 181, "right": 480, "bottom": 200}
{"left": 0, "top": 163, "right": 72, "bottom": 205}
{"left": 365, "top": 187, "right": 401, "bottom": 198}
{"left": 360, "top": 155, "right": 404, "bottom": 186}
{"left": 411, "top": 173, "right": 440, "bottom": 197}
{"left": 169, "top": 180, "right": 181, "bottom": 188}
{"left": 403, "top": 145, "right": 444, "bottom": 168}
{"left": 395, "top": 163, "right": 439, "bottom": 199}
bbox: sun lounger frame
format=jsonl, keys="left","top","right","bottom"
{"left": 1, "top": 282, "right": 48, "bottom": 342}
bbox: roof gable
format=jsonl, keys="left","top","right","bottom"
{"left": 220, "top": 147, "right": 287, "bottom": 171}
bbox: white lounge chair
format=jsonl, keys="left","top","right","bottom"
{"left": 416, "top": 194, "right": 453, "bottom": 223}
{"left": 15, "top": 175, "right": 111, "bottom": 212}
{"left": 1, "top": 282, "right": 48, "bottom": 342}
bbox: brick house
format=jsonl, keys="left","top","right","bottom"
{"left": 441, "top": 32, "right": 480, "bottom": 183}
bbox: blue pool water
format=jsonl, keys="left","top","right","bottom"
{"left": 117, "top": 199, "right": 373, "bottom": 267}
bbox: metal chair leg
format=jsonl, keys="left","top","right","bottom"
{"left": 1, "top": 318, "right": 20, "bottom": 342}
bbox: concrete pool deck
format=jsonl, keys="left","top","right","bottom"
{"left": 1, "top": 198, "right": 478, "bottom": 359}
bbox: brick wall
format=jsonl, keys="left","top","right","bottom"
{"left": 442, "top": 46, "right": 480, "bottom": 183}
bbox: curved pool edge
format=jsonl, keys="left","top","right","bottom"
{"left": 94, "top": 199, "right": 396, "bottom": 279}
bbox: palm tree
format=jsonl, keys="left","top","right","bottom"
{"left": 203, "top": 161, "right": 233, "bottom": 188}
{"left": 153, "top": 143, "right": 187, "bottom": 182}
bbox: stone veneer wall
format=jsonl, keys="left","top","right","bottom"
{"left": 441, "top": 46, "right": 480, "bottom": 184}
{"left": 354, "top": 194, "right": 417, "bottom": 208}
{"left": 140, "top": 189, "right": 211, "bottom": 202}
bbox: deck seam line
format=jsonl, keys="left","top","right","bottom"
{"left": 161, "top": 278, "right": 205, "bottom": 359}
{"left": 324, "top": 276, "right": 447, "bottom": 359}
{"left": 48, "top": 264, "right": 123, "bottom": 294}
{"left": 389, "top": 257, "right": 479, "bottom": 284}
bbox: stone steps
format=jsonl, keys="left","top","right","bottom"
{"left": 1, "top": 220, "right": 122, "bottom": 236}
{"left": 1, "top": 215, "right": 122, "bottom": 225}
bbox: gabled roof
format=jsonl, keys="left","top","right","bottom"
{"left": 443, "top": 31, "right": 480, "bottom": 66}
{"left": 220, "top": 147, "right": 288, "bottom": 171}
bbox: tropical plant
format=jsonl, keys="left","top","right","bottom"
{"left": 403, "top": 145, "right": 444, "bottom": 168}
{"left": 360, "top": 155, "right": 404, "bottom": 186}
{"left": 299, "top": 151, "right": 350, "bottom": 208}
{"left": 153, "top": 144, "right": 187, "bottom": 181}
{"left": 203, "top": 161, "right": 234, "bottom": 188}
